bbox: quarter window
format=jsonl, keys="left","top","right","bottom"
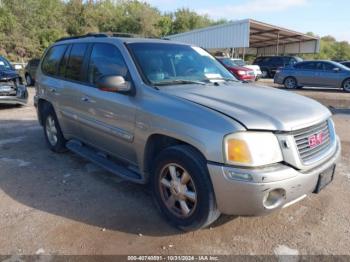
{"left": 65, "top": 44, "right": 88, "bottom": 81}
{"left": 42, "top": 45, "right": 67, "bottom": 75}
{"left": 87, "top": 43, "right": 128, "bottom": 84}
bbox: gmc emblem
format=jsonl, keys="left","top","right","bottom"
{"left": 308, "top": 132, "right": 324, "bottom": 148}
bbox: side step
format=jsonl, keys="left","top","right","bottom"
{"left": 66, "top": 140, "right": 144, "bottom": 184}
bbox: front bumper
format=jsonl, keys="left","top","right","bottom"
{"left": 208, "top": 137, "right": 341, "bottom": 215}
{"left": 0, "top": 85, "right": 28, "bottom": 105}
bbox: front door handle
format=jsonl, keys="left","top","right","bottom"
{"left": 81, "top": 97, "right": 89, "bottom": 102}
{"left": 49, "top": 87, "right": 56, "bottom": 93}
{"left": 81, "top": 96, "right": 96, "bottom": 103}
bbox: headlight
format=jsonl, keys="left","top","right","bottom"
{"left": 224, "top": 132, "right": 283, "bottom": 167}
{"left": 237, "top": 70, "right": 246, "bottom": 75}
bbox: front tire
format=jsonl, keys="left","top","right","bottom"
{"left": 284, "top": 77, "right": 298, "bottom": 89}
{"left": 342, "top": 78, "right": 350, "bottom": 92}
{"left": 151, "top": 145, "right": 220, "bottom": 231}
{"left": 42, "top": 105, "right": 67, "bottom": 153}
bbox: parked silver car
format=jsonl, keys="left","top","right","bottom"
{"left": 34, "top": 34, "right": 341, "bottom": 230}
{"left": 274, "top": 60, "right": 350, "bottom": 92}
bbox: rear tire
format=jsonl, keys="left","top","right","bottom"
{"left": 342, "top": 78, "right": 350, "bottom": 92}
{"left": 261, "top": 70, "right": 270, "bottom": 78}
{"left": 284, "top": 77, "right": 298, "bottom": 89}
{"left": 151, "top": 145, "right": 220, "bottom": 231}
{"left": 42, "top": 104, "right": 67, "bottom": 153}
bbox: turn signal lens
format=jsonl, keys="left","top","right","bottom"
{"left": 227, "top": 139, "right": 252, "bottom": 164}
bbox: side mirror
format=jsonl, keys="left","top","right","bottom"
{"left": 96, "top": 75, "right": 131, "bottom": 93}
{"left": 333, "top": 67, "right": 340, "bottom": 73}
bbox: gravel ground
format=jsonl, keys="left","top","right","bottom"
{"left": 0, "top": 87, "right": 349, "bottom": 256}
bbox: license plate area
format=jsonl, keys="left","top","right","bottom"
{"left": 314, "top": 165, "right": 336, "bottom": 193}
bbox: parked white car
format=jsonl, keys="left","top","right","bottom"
{"left": 231, "top": 58, "right": 262, "bottom": 80}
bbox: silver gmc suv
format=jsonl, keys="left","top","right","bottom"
{"left": 34, "top": 34, "right": 341, "bottom": 231}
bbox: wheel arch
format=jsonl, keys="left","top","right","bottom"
{"left": 341, "top": 77, "right": 350, "bottom": 91}
{"left": 37, "top": 98, "right": 53, "bottom": 126}
{"left": 142, "top": 133, "right": 207, "bottom": 181}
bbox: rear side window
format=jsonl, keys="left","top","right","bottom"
{"left": 323, "top": 62, "right": 336, "bottom": 71}
{"left": 302, "top": 62, "right": 316, "bottom": 70}
{"left": 65, "top": 44, "right": 88, "bottom": 81}
{"left": 270, "top": 57, "right": 283, "bottom": 66}
{"left": 87, "top": 43, "right": 128, "bottom": 84}
{"left": 42, "top": 45, "right": 67, "bottom": 75}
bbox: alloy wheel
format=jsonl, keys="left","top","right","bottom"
{"left": 159, "top": 163, "right": 197, "bottom": 218}
{"left": 285, "top": 77, "right": 296, "bottom": 89}
{"left": 45, "top": 115, "right": 58, "bottom": 146}
{"left": 344, "top": 79, "right": 350, "bottom": 92}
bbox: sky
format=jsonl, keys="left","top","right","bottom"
{"left": 144, "top": 0, "right": 350, "bottom": 42}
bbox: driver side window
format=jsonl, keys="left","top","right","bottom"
{"left": 87, "top": 43, "right": 128, "bottom": 85}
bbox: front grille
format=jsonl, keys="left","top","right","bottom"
{"left": 248, "top": 71, "right": 255, "bottom": 76}
{"left": 293, "top": 121, "right": 331, "bottom": 163}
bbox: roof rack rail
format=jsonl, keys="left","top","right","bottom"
{"left": 55, "top": 33, "right": 109, "bottom": 42}
{"left": 55, "top": 32, "right": 143, "bottom": 43}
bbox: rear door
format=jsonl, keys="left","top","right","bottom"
{"left": 74, "top": 42, "right": 138, "bottom": 165}
{"left": 40, "top": 44, "right": 69, "bottom": 123}
{"left": 296, "top": 62, "right": 320, "bottom": 86}
{"left": 57, "top": 43, "right": 90, "bottom": 139}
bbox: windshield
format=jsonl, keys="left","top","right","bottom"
{"left": 332, "top": 61, "right": 350, "bottom": 70}
{"left": 127, "top": 43, "right": 236, "bottom": 86}
{"left": 0, "top": 57, "right": 13, "bottom": 71}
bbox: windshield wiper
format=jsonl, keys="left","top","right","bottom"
{"left": 207, "top": 77, "right": 239, "bottom": 82}
{"left": 154, "top": 79, "right": 207, "bottom": 86}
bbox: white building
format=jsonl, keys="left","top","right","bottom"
{"left": 166, "top": 19, "right": 319, "bottom": 58}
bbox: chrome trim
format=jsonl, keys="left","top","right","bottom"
{"left": 277, "top": 119, "right": 337, "bottom": 171}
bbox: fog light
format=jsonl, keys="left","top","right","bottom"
{"left": 263, "top": 188, "right": 286, "bottom": 209}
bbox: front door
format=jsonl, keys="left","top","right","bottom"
{"left": 75, "top": 43, "right": 138, "bottom": 165}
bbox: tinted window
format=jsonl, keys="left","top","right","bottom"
{"left": 87, "top": 43, "right": 128, "bottom": 84}
{"left": 294, "top": 62, "right": 305, "bottom": 69}
{"left": 65, "top": 44, "right": 88, "bottom": 81}
{"left": 323, "top": 62, "right": 337, "bottom": 71}
{"left": 303, "top": 62, "right": 317, "bottom": 70}
{"left": 342, "top": 62, "right": 350, "bottom": 68}
{"left": 270, "top": 57, "right": 284, "bottom": 66}
{"left": 42, "top": 45, "right": 67, "bottom": 75}
{"left": 288, "top": 58, "right": 298, "bottom": 65}
{"left": 58, "top": 45, "right": 71, "bottom": 77}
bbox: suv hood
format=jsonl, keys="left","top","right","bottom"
{"left": 161, "top": 83, "right": 331, "bottom": 131}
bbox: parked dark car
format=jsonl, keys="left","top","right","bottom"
{"left": 0, "top": 55, "right": 28, "bottom": 105}
{"left": 341, "top": 61, "right": 350, "bottom": 69}
{"left": 253, "top": 56, "right": 302, "bottom": 78}
{"left": 274, "top": 60, "right": 350, "bottom": 92}
{"left": 217, "top": 57, "right": 256, "bottom": 81}
{"left": 24, "top": 58, "right": 40, "bottom": 86}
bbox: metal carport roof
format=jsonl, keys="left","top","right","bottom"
{"left": 166, "top": 19, "right": 320, "bottom": 56}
